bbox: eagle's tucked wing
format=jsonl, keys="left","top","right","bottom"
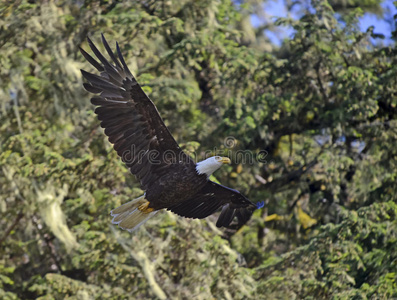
{"left": 168, "top": 181, "right": 257, "bottom": 228}
{"left": 80, "top": 35, "right": 194, "bottom": 190}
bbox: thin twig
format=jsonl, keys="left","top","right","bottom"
{"left": 31, "top": 215, "right": 63, "bottom": 273}
{"left": 0, "top": 212, "right": 24, "bottom": 246}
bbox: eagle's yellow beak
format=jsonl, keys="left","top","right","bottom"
{"left": 221, "top": 157, "right": 231, "bottom": 164}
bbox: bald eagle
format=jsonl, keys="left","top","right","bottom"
{"left": 80, "top": 35, "right": 263, "bottom": 232}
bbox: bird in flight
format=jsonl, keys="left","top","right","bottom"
{"left": 80, "top": 34, "right": 264, "bottom": 232}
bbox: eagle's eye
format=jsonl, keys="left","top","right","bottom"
{"left": 214, "top": 156, "right": 222, "bottom": 161}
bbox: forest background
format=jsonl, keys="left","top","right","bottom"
{"left": 1, "top": 0, "right": 396, "bottom": 299}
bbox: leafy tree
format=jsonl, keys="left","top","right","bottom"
{"left": 0, "top": 0, "right": 396, "bottom": 299}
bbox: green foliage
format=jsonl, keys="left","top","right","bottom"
{"left": 1, "top": 0, "right": 396, "bottom": 299}
{"left": 256, "top": 201, "right": 397, "bottom": 298}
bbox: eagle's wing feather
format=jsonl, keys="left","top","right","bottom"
{"left": 169, "top": 181, "right": 257, "bottom": 228}
{"left": 80, "top": 35, "right": 194, "bottom": 191}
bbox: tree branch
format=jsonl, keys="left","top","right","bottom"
{"left": 0, "top": 212, "right": 23, "bottom": 246}
{"left": 258, "top": 159, "right": 318, "bottom": 193}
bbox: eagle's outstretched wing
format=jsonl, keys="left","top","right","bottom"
{"left": 168, "top": 181, "right": 258, "bottom": 228}
{"left": 80, "top": 35, "right": 195, "bottom": 190}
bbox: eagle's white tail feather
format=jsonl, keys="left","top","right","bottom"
{"left": 110, "top": 195, "right": 158, "bottom": 232}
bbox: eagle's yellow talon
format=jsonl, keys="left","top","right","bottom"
{"left": 138, "top": 202, "right": 155, "bottom": 213}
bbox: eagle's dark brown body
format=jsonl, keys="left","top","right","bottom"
{"left": 80, "top": 35, "right": 260, "bottom": 232}
{"left": 146, "top": 161, "right": 208, "bottom": 209}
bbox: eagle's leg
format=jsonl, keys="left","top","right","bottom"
{"left": 111, "top": 195, "right": 158, "bottom": 232}
{"left": 138, "top": 201, "right": 155, "bottom": 213}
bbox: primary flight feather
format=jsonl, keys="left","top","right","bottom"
{"left": 80, "top": 34, "right": 263, "bottom": 232}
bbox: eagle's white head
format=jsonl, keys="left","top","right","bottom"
{"left": 196, "top": 156, "right": 231, "bottom": 177}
